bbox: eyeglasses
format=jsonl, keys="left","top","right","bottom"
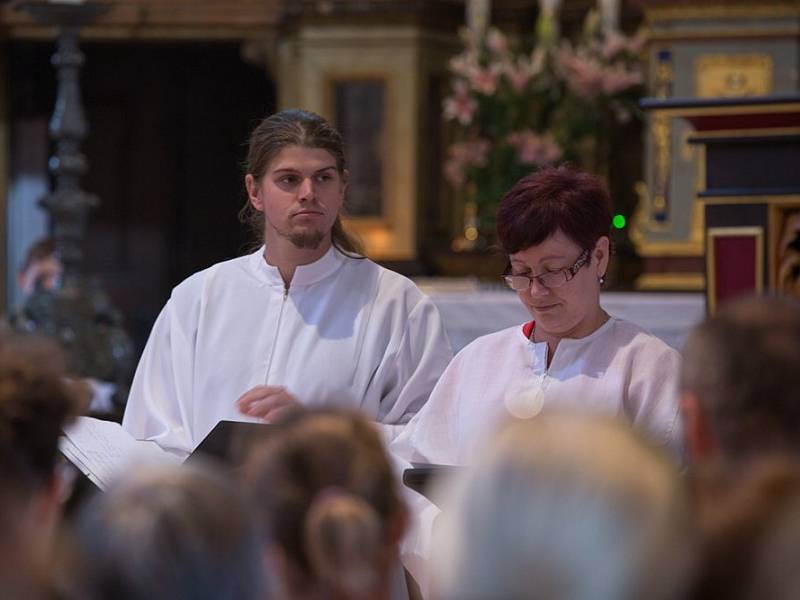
{"left": 503, "top": 249, "right": 591, "bottom": 291}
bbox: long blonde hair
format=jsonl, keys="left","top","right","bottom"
{"left": 434, "top": 413, "right": 695, "bottom": 600}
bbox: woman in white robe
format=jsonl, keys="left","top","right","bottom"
{"left": 390, "top": 165, "right": 682, "bottom": 593}
{"left": 122, "top": 109, "right": 453, "bottom": 458}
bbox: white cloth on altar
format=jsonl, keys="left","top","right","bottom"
{"left": 122, "top": 246, "right": 454, "bottom": 458}
{"left": 416, "top": 283, "right": 704, "bottom": 353}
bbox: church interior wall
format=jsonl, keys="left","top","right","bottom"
{"left": 6, "top": 39, "right": 275, "bottom": 352}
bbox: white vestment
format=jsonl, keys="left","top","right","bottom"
{"left": 390, "top": 316, "right": 683, "bottom": 593}
{"left": 122, "top": 246, "right": 453, "bottom": 457}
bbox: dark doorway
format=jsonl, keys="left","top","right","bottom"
{"left": 9, "top": 41, "right": 275, "bottom": 353}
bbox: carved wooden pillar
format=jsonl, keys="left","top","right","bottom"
{"left": 19, "top": 2, "right": 107, "bottom": 282}
{"left": 0, "top": 48, "right": 8, "bottom": 313}
{"left": 12, "top": 2, "right": 134, "bottom": 411}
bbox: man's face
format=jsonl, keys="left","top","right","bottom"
{"left": 245, "top": 145, "right": 346, "bottom": 250}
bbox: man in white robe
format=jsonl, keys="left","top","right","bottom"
{"left": 123, "top": 246, "right": 453, "bottom": 457}
{"left": 123, "top": 111, "right": 453, "bottom": 458}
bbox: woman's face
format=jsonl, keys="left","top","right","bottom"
{"left": 509, "top": 229, "right": 609, "bottom": 341}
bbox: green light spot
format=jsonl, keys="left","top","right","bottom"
{"left": 613, "top": 214, "right": 627, "bottom": 229}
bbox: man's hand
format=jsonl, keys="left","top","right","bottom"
{"left": 236, "top": 385, "right": 299, "bottom": 423}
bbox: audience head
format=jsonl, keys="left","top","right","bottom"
{"left": 496, "top": 165, "right": 612, "bottom": 343}
{"left": 241, "top": 108, "right": 361, "bottom": 255}
{"left": 69, "top": 462, "right": 268, "bottom": 600}
{"left": 747, "top": 470, "right": 800, "bottom": 600}
{"left": 244, "top": 408, "right": 406, "bottom": 600}
{"left": 690, "top": 457, "right": 800, "bottom": 600}
{"left": 0, "top": 333, "right": 80, "bottom": 597}
{"left": 680, "top": 294, "right": 800, "bottom": 467}
{"left": 433, "top": 412, "right": 694, "bottom": 600}
{"left": 17, "top": 238, "right": 62, "bottom": 297}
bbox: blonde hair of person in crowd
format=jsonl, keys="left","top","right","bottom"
{"left": 0, "top": 333, "right": 81, "bottom": 599}
{"left": 432, "top": 412, "right": 695, "bottom": 600}
{"left": 65, "top": 461, "right": 269, "bottom": 600}
{"left": 244, "top": 408, "right": 407, "bottom": 600}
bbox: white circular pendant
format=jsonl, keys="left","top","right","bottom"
{"left": 504, "top": 381, "right": 545, "bottom": 420}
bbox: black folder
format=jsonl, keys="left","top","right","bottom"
{"left": 185, "top": 420, "right": 272, "bottom": 468}
{"left": 402, "top": 463, "right": 463, "bottom": 501}
{"left": 61, "top": 419, "right": 271, "bottom": 513}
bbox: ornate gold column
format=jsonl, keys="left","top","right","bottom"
{"left": 632, "top": 1, "right": 799, "bottom": 291}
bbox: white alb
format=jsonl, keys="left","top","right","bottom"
{"left": 123, "top": 246, "right": 453, "bottom": 457}
{"left": 390, "top": 317, "right": 683, "bottom": 594}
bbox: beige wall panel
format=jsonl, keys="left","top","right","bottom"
{"left": 283, "top": 26, "right": 423, "bottom": 260}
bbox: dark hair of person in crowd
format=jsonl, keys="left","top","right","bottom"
{"left": 240, "top": 108, "right": 363, "bottom": 257}
{"left": 747, "top": 466, "right": 800, "bottom": 600}
{"left": 690, "top": 457, "right": 800, "bottom": 600}
{"left": 495, "top": 163, "right": 612, "bottom": 257}
{"left": 0, "top": 333, "right": 82, "bottom": 598}
{"left": 243, "top": 408, "right": 407, "bottom": 600}
{"left": 680, "top": 294, "right": 800, "bottom": 466}
{"left": 67, "top": 462, "right": 269, "bottom": 600}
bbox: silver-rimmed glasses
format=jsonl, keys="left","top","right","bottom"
{"left": 503, "top": 248, "right": 591, "bottom": 291}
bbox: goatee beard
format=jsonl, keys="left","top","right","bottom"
{"left": 287, "top": 230, "right": 325, "bottom": 249}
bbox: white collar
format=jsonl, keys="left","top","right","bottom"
{"left": 521, "top": 315, "right": 617, "bottom": 347}
{"left": 248, "top": 245, "right": 346, "bottom": 288}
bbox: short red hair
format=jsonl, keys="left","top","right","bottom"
{"left": 496, "top": 165, "right": 611, "bottom": 255}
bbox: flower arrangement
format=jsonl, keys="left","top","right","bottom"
{"left": 443, "top": 9, "right": 647, "bottom": 247}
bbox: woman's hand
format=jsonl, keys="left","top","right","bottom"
{"left": 236, "top": 385, "right": 299, "bottom": 423}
